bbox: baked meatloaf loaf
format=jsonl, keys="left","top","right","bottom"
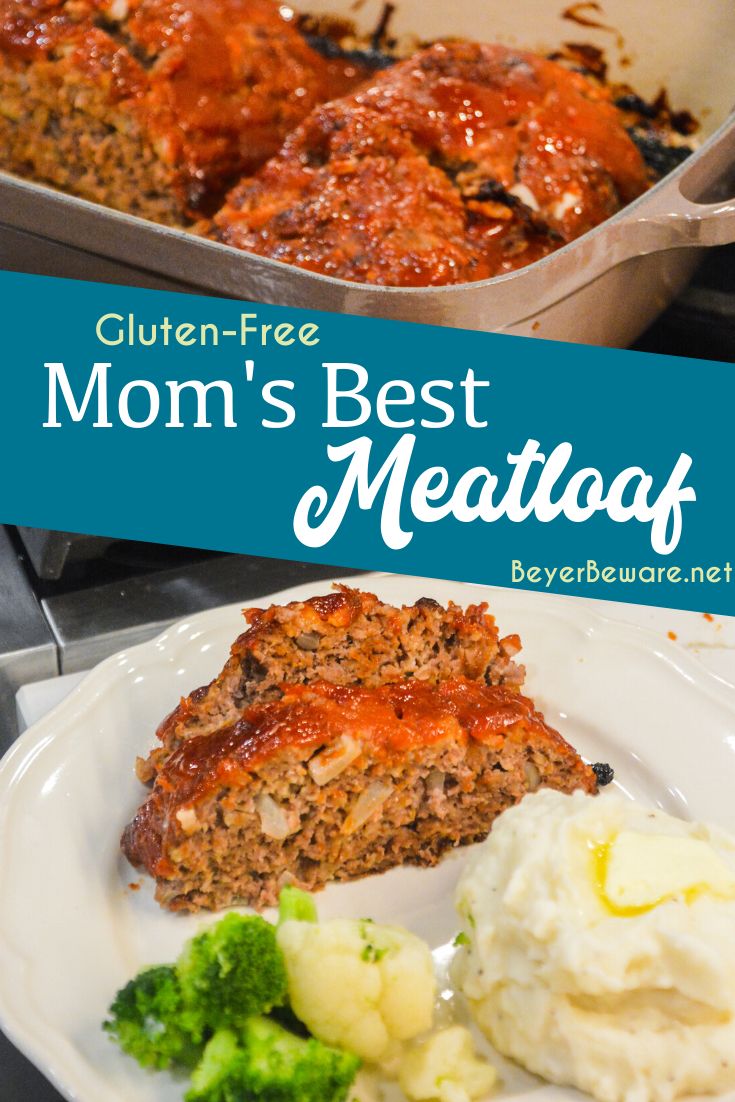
{"left": 213, "top": 40, "right": 652, "bottom": 285}
{"left": 0, "top": 0, "right": 370, "bottom": 222}
{"left": 123, "top": 678, "right": 597, "bottom": 912}
{"left": 137, "top": 586, "right": 524, "bottom": 782}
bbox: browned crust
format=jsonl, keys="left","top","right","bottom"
{"left": 212, "top": 39, "right": 650, "bottom": 285}
{"left": 139, "top": 585, "right": 523, "bottom": 781}
{"left": 0, "top": 0, "right": 371, "bottom": 220}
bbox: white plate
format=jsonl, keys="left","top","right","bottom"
{"left": 2, "top": 573, "right": 735, "bottom": 1102}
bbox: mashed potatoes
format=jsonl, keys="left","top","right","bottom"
{"left": 454, "top": 789, "right": 735, "bottom": 1102}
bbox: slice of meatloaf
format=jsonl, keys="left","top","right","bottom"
{"left": 122, "top": 678, "right": 597, "bottom": 912}
{"left": 0, "top": 0, "right": 370, "bottom": 223}
{"left": 212, "top": 40, "right": 651, "bottom": 285}
{"left": 137, "top": 586, "right": 524, "bottom": 782}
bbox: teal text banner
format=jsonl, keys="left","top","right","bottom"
{"left": 0, "top": 270, "right": 732, "bottom": 614}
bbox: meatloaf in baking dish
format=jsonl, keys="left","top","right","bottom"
{"left": 0, "top": 0, "right": 370, "bottom": 222}
{"left": 137, "top": 586, "right": 523, "bottom": 782}
{"left": 213, "top": 40, "right": 653, "bottom": 286}
{"left": 123, "top": 678, "right": 597, "bottom": 912}
{"left": 1, "top": 0, "right": 694, "bottom": 282}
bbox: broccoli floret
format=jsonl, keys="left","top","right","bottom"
{"left": 103, "top": 965, "right": 203, "bottom": 1070}
{"left": 104, "top": 913, "right": 289, "bottom": 1072}
{"left": 177, "top": 913, "right": 287, "bottom": 1034}
{"left": 277, "top": 886, "right": 318, "bottom": 926}
{"left": 186, "top": 1029, "right": 242, "bottom": 1102}
{"left": 240, "top": 1017, "right": 360, "bottom": 1102}
{"left": 186, "top": 1019, "right": 361, "bottom": 1102}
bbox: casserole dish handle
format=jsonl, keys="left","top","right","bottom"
{"left": 515, "top": 124, "right": 735, "bottom": 333}
{"left": 617, "top": 121, "right": 735, "bottom": 252}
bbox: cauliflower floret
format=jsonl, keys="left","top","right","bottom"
{"left": 277, "top": 918, "right": 435, "bottom": 1062}
{"left": 398, "top": 1026, "right": 497, "bottom": 1102}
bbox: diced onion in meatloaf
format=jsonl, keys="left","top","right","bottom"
{"left": 343, "top": 781, "right": 394, "bottom": 835}
{"left": 255, "top": 794, "right": 296, "bottom": 840}
{"left": 138, "top": 586, "right": 524, "bottom": 783}
{"left": 122, "top": 678, "right": 596, "bottom": 912}
{"left": 308, "top": 735, "right": 362, "bottom": 786}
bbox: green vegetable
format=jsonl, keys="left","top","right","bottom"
{"left": 278, "top": 886, "right": 318, "bottom": 926}
{"left": 186, "top": 1029, "right": 242, "bottom": 1101}
{"left": 104, "top": 907, "right": 360, "bottom": 1101}
{"left": 453, "top": 932, "right": 470, "bottom": 947}
{"left": 186, "top": 1018, "right": 361, "bottom": 1102}
{"left": 102, "top": 964, "right": 203, "bottom": 1070}
{"left": 177, "top": 913, "right": 288, "bottom": 1034}
{"left": 358, "top": 919, "right": 388, "bottom": 962}
{"left": 240, "top": 1018, "right": 360, "bottom": 1102}
{"left": 360, "top": 944, "right": 388, "bottom": 963}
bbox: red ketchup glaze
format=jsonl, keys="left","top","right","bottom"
{"left": 0, "top": 0, "right": 73, "bottom": 58}
{"left": 215, "top": 40, "right": 650, "bottom": 285}
{"left": 299, "top": 589, "right": 366, "bottom": 625}
{"left": 152, "top": 677, "right": 558, "bottom": 809}
{"left": 126, "top": 0, "right": 373, "bottom": 197}
{"left": 0, "top": 0, "right": 375, "bottom": 210}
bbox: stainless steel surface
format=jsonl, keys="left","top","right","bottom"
{"left": 0, "top": 537, "right": 364, "bottom": 739}
{"left": 42, "top": 554, "right": 364, "bottom": 674}
{"left": 17, "top": 528, "right": 115, "bottom": 581}
{"left": 633, "top": 244, "right": 735, "bottom": 360}
{"left": 0, "top": 528, "right": 57, "bottom": 750}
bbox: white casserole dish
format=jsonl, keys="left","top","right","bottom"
{"left": 0, "top": 0, "right": 733, "bottom": 346}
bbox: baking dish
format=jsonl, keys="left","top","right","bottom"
{"left": 1, "top": 0, "right": 733, "bottom": 346}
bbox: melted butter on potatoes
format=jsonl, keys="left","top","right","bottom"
{"left": 454, "top": 789, "right": 735, "bottom": 1102}
{"left": 596, "top": 830, "right": 735, "bottom": 915}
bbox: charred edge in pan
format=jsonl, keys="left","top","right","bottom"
{"left": 627, "top": 130, "right": 693, "bottom": 178}
{"left": 592, "top": 762, "right": 615, "bottom": 786}
{"left": 297, "top": 1, "right": 399, "bottom": 70}
{"left": 300, "top": 32, "right": 396, "bottom": 69}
